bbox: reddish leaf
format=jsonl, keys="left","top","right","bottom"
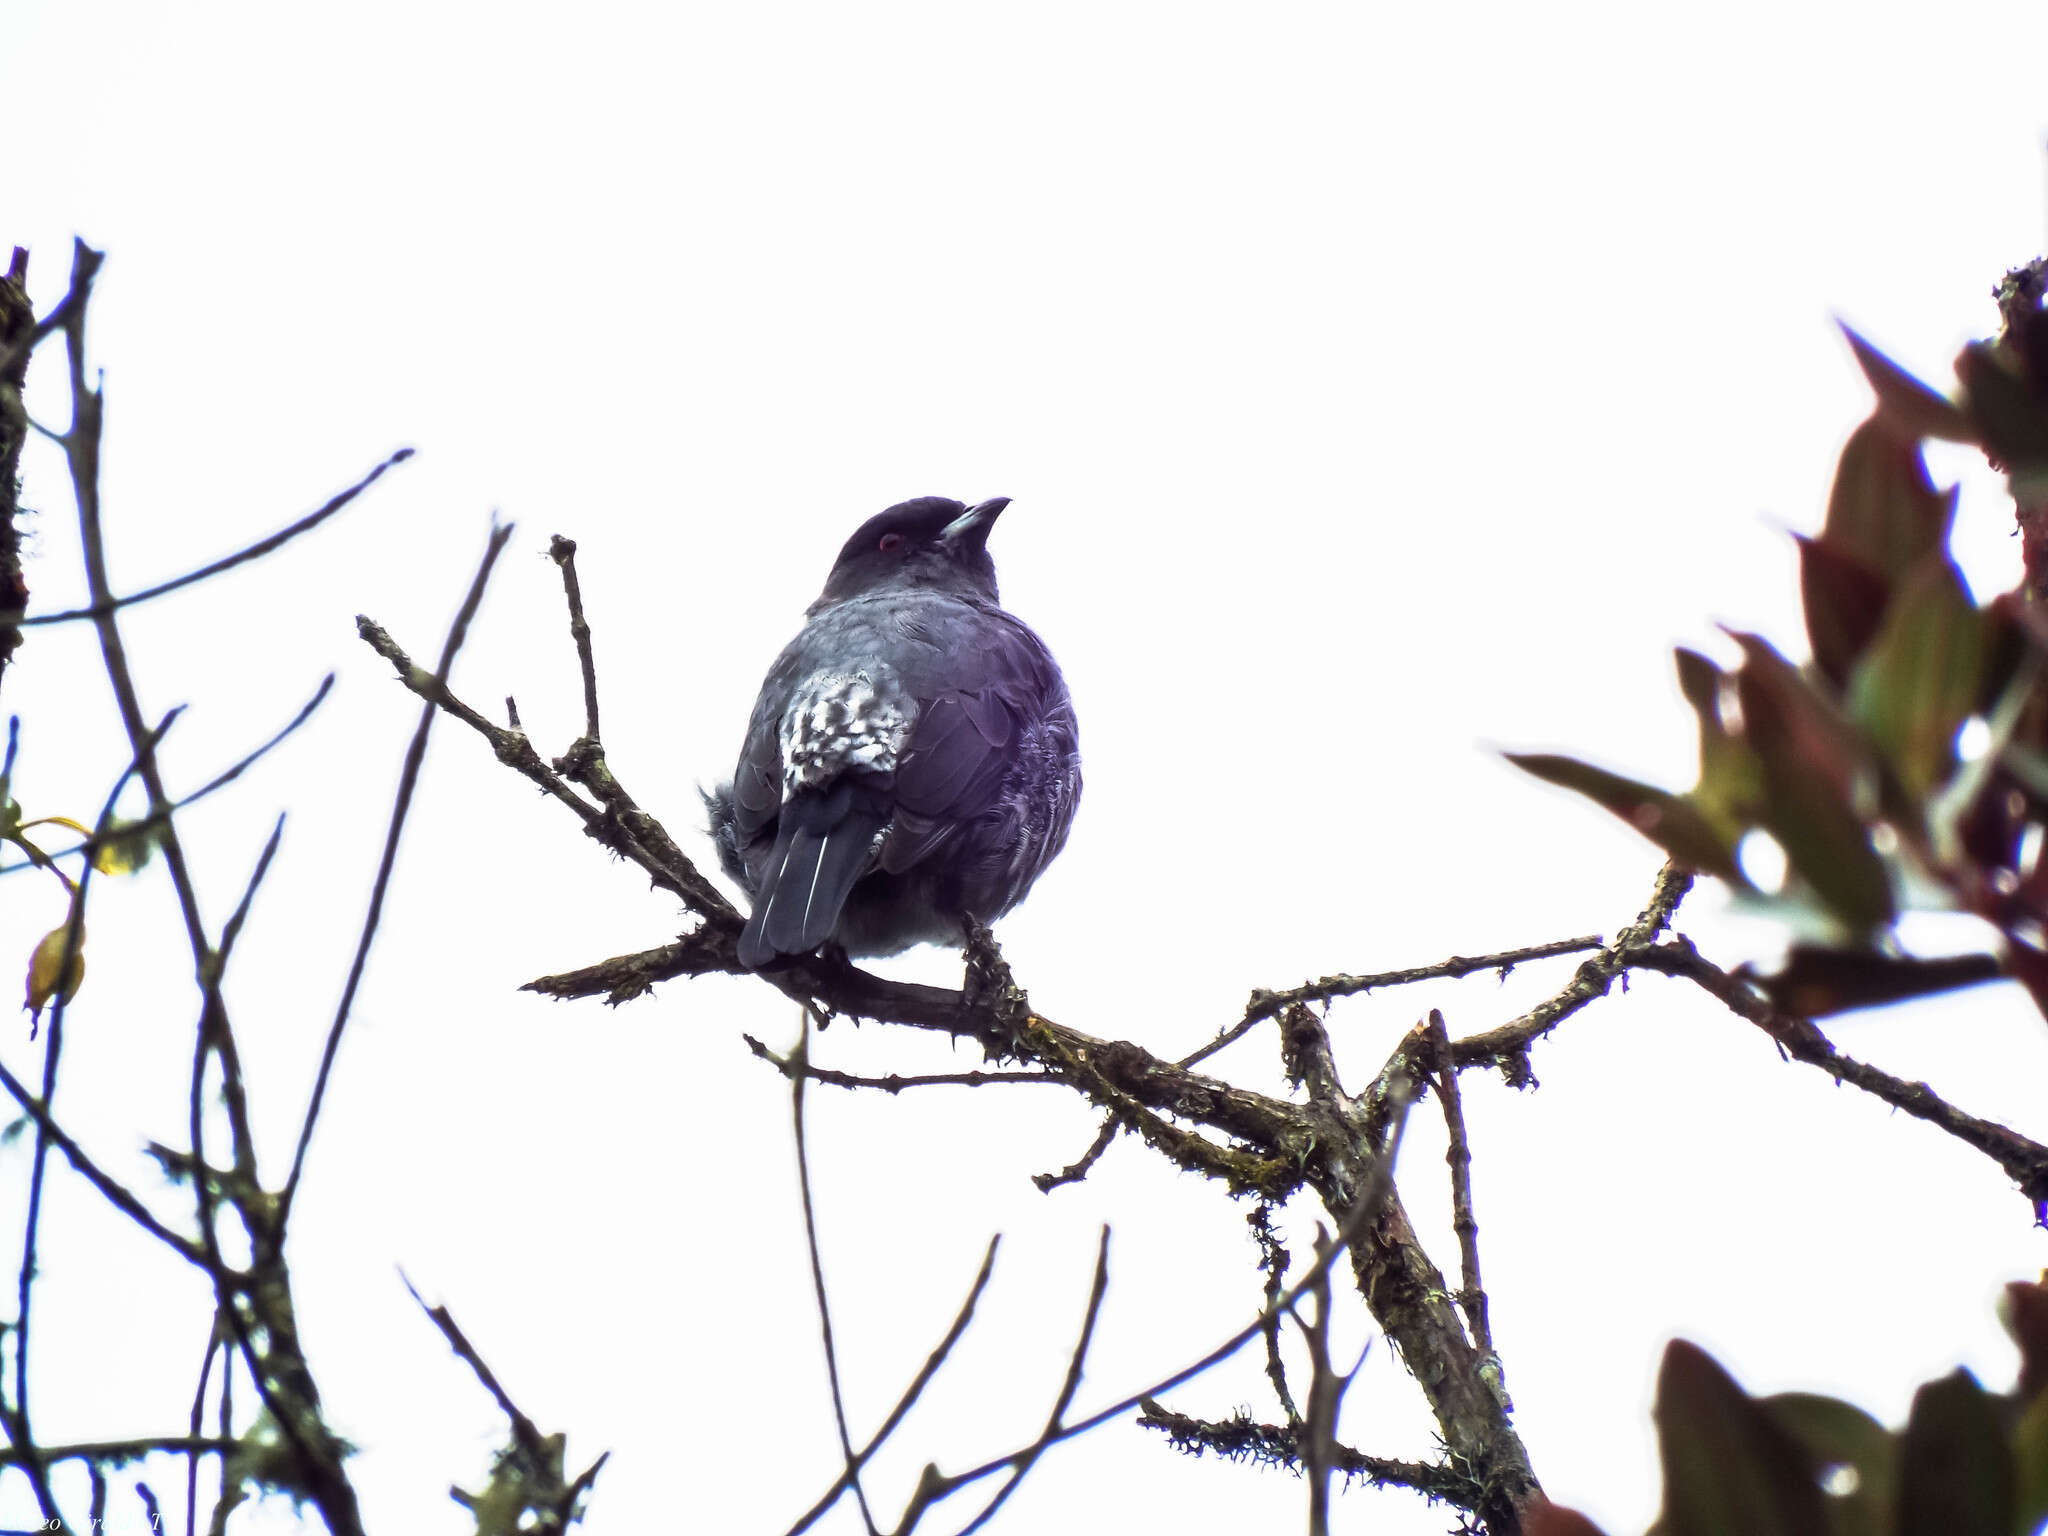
{"left": 1749, "top": 947, "right": 2003, "bottom": 1017}
{"left": 1959, "top": 341, "right": 2048, "bottom": 470}
{"left": 1506, "top": 753, "right": 1741, "bottom": 880}
{"left": 1728, "top": 633, "right": 1896, "bottom": 932}
{"left": 1655, "top": 1340, "right": 1829, "bottom": 1536}
{"left": 1797, "top": 535, "right": 1893, "bottom": 690}
{"left": 1821, "top": 418, "right": 1956, "bottom": 583}
{"left": 2002, "top": 1277, "right": 2048, "bottom": 1403}
{"left": 2000, "top": 940, "right": 2048, "bottom": 1022}
{"left": 1839, "top": 322, "right": 1977, "bottom": 443}
{"left": 1526, "top": 1502, "right": 1610, "bottom": 1536}
{"left": 1896, "top": 1368, "right": 2012, "bottom": 1536}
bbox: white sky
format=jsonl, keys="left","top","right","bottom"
{"left": 5, "top": 4, "right": 2048, "bottom": 1533}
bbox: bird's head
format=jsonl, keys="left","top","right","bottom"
{"left": 813, "top": 496, "right": 1010, "bottom": 608}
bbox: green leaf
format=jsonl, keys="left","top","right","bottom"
{"left": 1758, "top": 1392, "right": 1895, "bottom": 1536}
{"left": 2012, "top": 1391, "right": 2048, "bottom": 1536}
{"left": 1822, "top": 418, "right": 1956, "bottom": 582}
{"left": 1846, "top": 559, "right": 1985, "bottom": 802}
{"left": 1839, "top": 323, "right": 1978, "bottom": 443}
{"left": 1654, "top": 1340, "right": 1830, "bottom": 1536}
{"left": 1673, "top": 649, "right": 1765, "bottom": 842}
{"left": 1506, "top": 753, "right": 1740, "bottom": 880}
{"left": 1729, "top": 634, "right": 1896, "bottom": 933}
{"left": 89, "top": 817, "right": 156, "bottom": 876}
{"left": 1896, "top": 1369, "right": 2012, "bottom": 1536}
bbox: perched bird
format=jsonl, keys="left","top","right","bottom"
{"left": 706, "top": 496, "right": 1081, "bottom": 970}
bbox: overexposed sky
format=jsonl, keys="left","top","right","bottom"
{"left": 5, "top": 5, "right": 2048, "bottom": 1533}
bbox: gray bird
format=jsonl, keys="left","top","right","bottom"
{"left": 707, "top": 496, "right": 1081, "bottom": 970}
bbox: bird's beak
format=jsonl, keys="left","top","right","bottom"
{"left": 940, "top": 497, "right": 1011, "bottom": 547}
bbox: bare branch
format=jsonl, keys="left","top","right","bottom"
{"left": 0, "top": 673, "right": 332, "bottom": 881}
{"left": 1429, "top": 1009, "right": 1496, "bottom": 1363}
{"left": 1450, "top": 860, "right": 1694, "bottom": 1082}
{"left": 745, "top": 1033, "right": 1060, "bottom": 1093}
{"left": 280, "top": 521, "right": 514, "bottom": 1229}
{"left": 1248, "top": 1203, "right": 1300, "bottom": 1425}
{"left": 784, "top": 1236, "right": 1001, "bottom": 1536}
{"left": 549, "top": 535, "right": 602, "bottom": 745}
{"left": 1135, "top": 1401, "right": 1477, "bottom": 1503}
{"left": 0, "top": 1436, "right": 234, "bottom": 1468}
{"left": 865, "top": 1110, "right": 1413, "bottom": 1533}
{"left": 1296, "top": 1227, "right": 1342, "bottom": 1536}
{"left": 0, "top": 1055, "right": 206, "bottom": 1268}
{"left": 404, "top": 1274, "right": 607, "bottom": 1533}
{"left": 1636, "top": 937, "right": 2048, "bottom": 1207}
{"left": 355, "top": 614, "right": 737, "bottom": 918}
{"left": 1183, "top": 932, "right": 1606, "bottom": 1070}
{"left": 951, "top": 1226, "right": 1112, "bottom": 1535}
{"left": 790, "top": 1019, "right": 882, "bottom": 1535}
{"left": 7, "top": 449, "right": 413, "bottom": 628}
{"left": 1032, "top": 1116, "right": 1119, "bottom": 1194}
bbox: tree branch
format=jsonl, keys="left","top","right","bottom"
{"left": 1636, "top": 936, "right": 2048, "bottom": 1208}
{"left": 1451, "top": 861, "right": 1695, "bottom": 1082}
{"left": 280, "top": 521, "right": 513, "bottom": 1230}
{"left": 1183, "top": 933, "right": 1605, "bottom": 1070}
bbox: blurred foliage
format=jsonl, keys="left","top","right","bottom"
{"left": 1526, "top": 1276, "right": 2048, "bottom": 1536}
{"left": 1513, "top": 258, "right": 2048, "bottom": 1018}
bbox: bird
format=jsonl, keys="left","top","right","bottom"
{"left": 706, "top": 495, "right": 1081, "bottom": 970}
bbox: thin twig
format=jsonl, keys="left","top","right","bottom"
{"left": 783, "top": 1236, "right": 1001, "bottom": 1536}
{"left": 185, "top": 1317, "right": 227, "bottom": 1536}
{"left": 54, "top": 237, "right": 361, "bottom": 1536}
{"left": 1296, "top": 1226, "right": 1341, "bottom": 1536}
{"left": 355, "top": 615, "right": 736, "bottom": 917}
{"left": 6, "top": 450, "right": 412, "bottom": 627}
{"left": 280, "top": 521, "right": 513, "bottom": 1229}
{"left": 403, "top": 1273, "right": 608, "bottom": 1531}
{"left": 0, "top": 1436, "right": 235, "bottom": 1468}
{"left": 549, "top": 536, "right": 601, "bottom": 745}
{"left": 1032, "top": 1116, "right": 1119, "bottom": 1194}
{"left": 1135, "top": 1402, "right": 1476, "bottom": 1502}
{"left": 1249, "top": 1204, "right": 1300, "bottom": 1424}
{"left": 953, "top": 1225, "right": 1112, "bottom": 1535}
{"left": 745, "top": 1034, "right": 1058, "bottom": 1093}
{"left": 8, "top": 705, "right": 180, "bottom": 1523}
{"left": 789, "top": 1019, "right": 881, "bottom": 1536}
{"left": 1428, "top": 1009, "right": 1493, "bottom": 1359}
{"left": 0, "top": 674, "right": 332, "bottom": 881}
{"left": 1636, "top": 937, "right": 2048, "bottom": 1207}
{"left": 867, "top": 1110, "right": 1412, "bottom": 1533}
{"left": 0, "top": 1056, "right": 206, "bottom": 1266}
{"left": 1450, "top": 860, "right": 1694, "bottom": 1081}
{"left": 401, "top": 1274, "right": 547, "bottom": 1456}
{"left": 1180, "top": 933, "right": 1605, "bottom": 1070}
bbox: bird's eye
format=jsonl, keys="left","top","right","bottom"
{"left": 878, "top": 532, "right": 904, "bottom": 553}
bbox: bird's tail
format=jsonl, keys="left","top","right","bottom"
{"left": 736, "top": 781, "right": 888, "bottom": 969}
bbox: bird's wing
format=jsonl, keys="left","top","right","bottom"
{"left": 731, "top": 711, "right": 784, "bottom": 848}
{"left": 879, "top": 683, "right": 1024, "bottom": 874}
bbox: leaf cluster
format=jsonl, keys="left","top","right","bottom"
{"left": 1514, "top": 263, "right": 2048, "bottom": 1018}
{"left": 1533, "top": 1275, "right": 2048, "bottom": 1536}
